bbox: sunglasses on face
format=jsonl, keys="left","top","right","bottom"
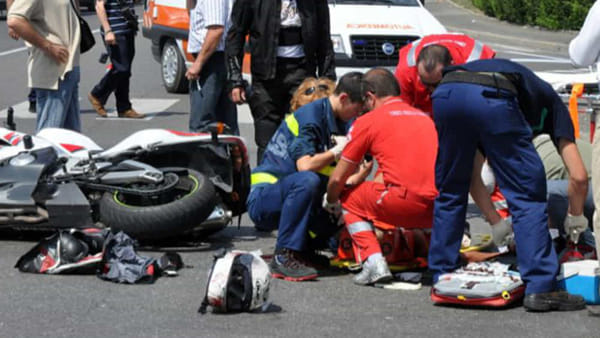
{"left": 304, "top": 84, "right": 330, "bottom": 95}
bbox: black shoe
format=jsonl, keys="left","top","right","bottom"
{"left": 28, "top": 101, "right": 36, "bottom": 113}
{"left": 298, "top": 250, "right": 330, "bottom": 270}
{"left": 523, "top": 291, "right": 586, "bottom": 312}
{"left": 270, "top": 248, "right": 318, "bottom": 282}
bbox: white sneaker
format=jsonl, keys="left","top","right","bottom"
{"left": 353, "top": 255, "right": 392, "bottom": 286}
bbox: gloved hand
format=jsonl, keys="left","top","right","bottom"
{"left": 329, "top": 135, "right": 349, "bottom": 161}
{"left": 322, "top": 193, "right": 342, "bottom": 218}
{"left": 491, "top": 218, "right": 514, "bottom": 247}
{"left": 564, "top": 213, "right": 588, "bottom": 244}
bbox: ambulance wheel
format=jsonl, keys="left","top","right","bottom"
{"left": 161, "top": 39, "right": 189, "bottom": 93}
{"left": 99, "top": 168, "right": 216, "bottom": 240}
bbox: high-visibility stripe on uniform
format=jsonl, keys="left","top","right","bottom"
{"left": 318, "top": 164, "right": 335, "bottom": 177}
{"left": 406, "top": 39, "right": 422, "bottom": 67}
{"left": 466, "top": 40, "right": 484, "bottom": 62}
{"left": 285, "top": 114, "right": 299, "bottom": 136}
{"left": 347, "top": 221, "right": 374, "bottom": 235}
{"left": 251, "top": 172, "right": 278, "bottom": 185}
{"left": 285, "top": 113, "right": 336, "bottom": 177}
{"left": 493, "top": 199, "right": 508, "bottom": 210}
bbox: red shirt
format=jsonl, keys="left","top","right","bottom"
{"left": 394, "top": 34, "right": 496, "bottom": 114}
{"left": 342, "top": 98, "right": 438, "bottom": 199}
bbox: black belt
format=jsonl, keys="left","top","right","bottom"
{"left": 279, "top": 27, "right": 303, "bottom": 46}
{"left": 441, "top": 71, "right": 517, "bottom": 96}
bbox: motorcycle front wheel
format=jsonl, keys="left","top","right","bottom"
{"left": 99, "top": 168, "right": 216, "bottom": 240}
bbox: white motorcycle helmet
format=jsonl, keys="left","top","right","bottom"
{"left": 199, "top": 249, "right": 271, "bottom": 313}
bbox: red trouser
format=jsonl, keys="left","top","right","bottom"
{"left": 341, "top": 181, "right": 433, "bottom": 262}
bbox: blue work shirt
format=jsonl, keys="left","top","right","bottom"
{"left": 444, "top": 59, "right": 575, "bottom": 147}
{"left": 251, "top": 97, "right": 351, "bottom": 186}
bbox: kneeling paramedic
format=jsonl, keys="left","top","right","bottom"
{"left": 325, "top": 68, "right": 438, "bottom": 285}
{"left": 430, "top": 58, "right": 586, "bottom": 312}
{"left": 247, "top": 72, "right": 366, "bottom": 281}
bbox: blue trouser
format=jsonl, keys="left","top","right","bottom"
{"left": 35, "top": 67, "right": 81, "bottom": 132}
{"left": 247, "top": 171, "right": 333, "bottom": 251}
{"left": 189, "top": 51, "right": 238, "bottom": 135}
{"left": 430, "top": 82, "right": 558, "bottom": 295}
{"left": 547, "top": 179, "right": 595, "bottom": 247}
{"left": 91, "top": 32, "right": 135, "bottom": 114}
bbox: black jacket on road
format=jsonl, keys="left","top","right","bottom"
{"left": 225, "top": 0, "right": 336, "bottom": 88}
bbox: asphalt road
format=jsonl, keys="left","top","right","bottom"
{"left": 0, "top": 1, "right": 599, "bottom": 337}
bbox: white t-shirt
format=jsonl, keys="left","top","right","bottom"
{"left": 277, "top": 0, "right": 304, "bottom": 58}
{"left": 569, "top": 0, "right": 600, "bottom": 68}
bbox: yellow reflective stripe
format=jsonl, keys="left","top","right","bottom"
{"left": 308, "top": 230, "right": 317, "bottom": 239}
{"left": 285, "top": 114, "right": 299, "bottom": 136}
{"left": 251, "top": 172, "right": 278, "bottom": 185}
{"left": 318, "top": 164, "right": 336, "bottom": 177}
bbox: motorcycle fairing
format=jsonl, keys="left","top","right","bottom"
{"left": 0, "top": 147, "right": 57, "bottom": 208}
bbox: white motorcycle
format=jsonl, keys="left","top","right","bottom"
{"left": 0, "top": 108, "right": 250, "bottom": 240}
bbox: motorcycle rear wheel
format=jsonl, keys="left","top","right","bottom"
{"left": 99, "top": 168, "right": 216, "bottom": 240}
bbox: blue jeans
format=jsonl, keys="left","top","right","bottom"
{"left": 189, "top": 51, "right": 238, "bottom": 134}
{"left": 35, "top": 67, "right": 81, "bottom": 132}
{"left": 547, "top": 179, "right": 595, "bottom": 247}
{"left": 91, "top": 32, "right": 135, "bottom": 113}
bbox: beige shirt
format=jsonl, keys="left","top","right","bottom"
{"left": 8, "top": 0, "right": 80, "bottom": 90}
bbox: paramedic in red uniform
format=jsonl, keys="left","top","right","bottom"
{"left": 325, "top": 68, "right": 438, "bottom": 285}
{"left": 394, "top": 33, "right": 495, "bottom": 115}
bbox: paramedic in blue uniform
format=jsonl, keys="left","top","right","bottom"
{"left": 247, "top": 72, "right": 365, "bottom": 282}
{"left": 430, "top": 58, "right": 586, "bottom": 312}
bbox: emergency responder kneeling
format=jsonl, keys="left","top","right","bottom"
{"left": 325, "top": 68, "right": 438, "bottom": 286}
{"left": 246, "top": 72, "right": 366, "bottom": 282}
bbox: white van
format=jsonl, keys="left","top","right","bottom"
{"left": 142, "top": 0, "right": 446, "bottom": 92}
{"left": 328, "top": 0, "right": 447, "bottom": 77}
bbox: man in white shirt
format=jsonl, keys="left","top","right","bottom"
{"left": 186, "top": 0, "right": 238, "bottom": 134}
{"left": 7, "top": 0, "right": 81, "bottom": 132}
{"left": 569, "top": 0, "right": 600, "bottom": 253}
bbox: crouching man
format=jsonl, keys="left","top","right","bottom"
{"left": 247, "top": 72, "right": 365, "bottom": 281}
{"left": 325, "top": 68, "right": 438, "bottom": 285}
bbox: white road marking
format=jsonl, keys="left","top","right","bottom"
{"left": 238, "top": 104, "right": 253, "bottom": 124}
{"left": 97, "top": 98, "right": 179, "bottom": 120}
{"left": 0, "top": 98, "right": 179, "bottom": 120}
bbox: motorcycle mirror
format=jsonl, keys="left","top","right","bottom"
{"left": 205, "top": 122, "right": 231, "bottom": 145}
{"left": 5, "top": 107, "right": 16, "bottom": 131}
{"left": 23, "top": 135, "right": 33, "bottom": 149}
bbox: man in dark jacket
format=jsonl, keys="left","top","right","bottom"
{"left": 225, "top": 0, "right": 336, "bottom": 162}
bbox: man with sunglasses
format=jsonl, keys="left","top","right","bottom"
{"left": 429, "top": 58, "right": 587, "bottom": 312}
{"left": 394, "top": 33, "right": 495, "bottom": 116}
{"left": 247, "top": 72, "right": 365, "bottom": 282}
{"left": 325, "top": 68, "right": 438, "bottom": 285}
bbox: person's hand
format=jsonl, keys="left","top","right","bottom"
{"left": 185, "top": 62, "right": 201, "bottom": 80}
{"left": 8, "top": 27, "right": 19, "bottom": 40}
{"left": 322, "top": 193, "right": 341, "bottom": 218}
{"left": 104, "top": 31, "right": 116, "bottom": 45}
{"left": 43, "top": 42, "right": 69, "bottom": 64}
{"left": 230, "top": 87, "right": 246, "bottom": 104}
{"left": 564, "top": 213, "right": 588, "bottom": 243}
{"left": 491, "top": 218, "right": 513, "bottom": 247}
{"left": 329, "top": 135, "right": 349, "bottom": 161}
